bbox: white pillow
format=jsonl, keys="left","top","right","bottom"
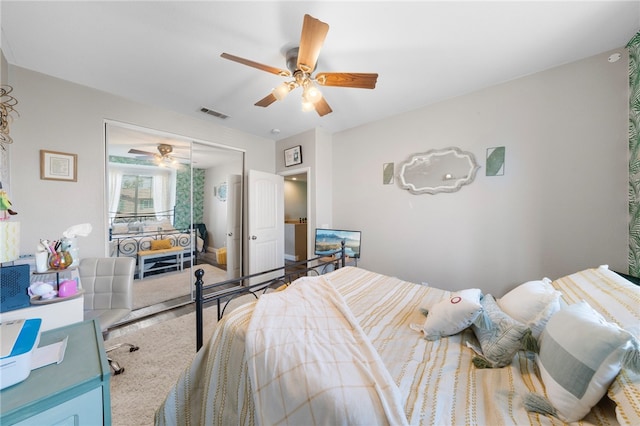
{"left": 111, "top": 223, "right": 128, "bottom": 234}
{"left": 497, "top": 279, "right": 562, "bottom": 339}
{"left": 421, "top": 288, "right": 483, "bottom": 341}
{"left": 128, "top": 221, "right": 143, "bottom": 233}
{"left": 524, "top": 300, "right": 640, "bottom": 422}
{"left": 158, "top": 219, "right": 176, "bottom": 231}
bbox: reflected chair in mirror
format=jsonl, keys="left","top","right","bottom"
{"left": 191, "top": 223, "right": 208, "bottom": 265}
{"left": 79, "top": 257, "right": 139, "bottom": 374}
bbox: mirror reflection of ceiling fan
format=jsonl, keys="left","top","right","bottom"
{"left": 220, "top": 14, "right": 378, "bottom": 116}
{"left": 128, "top": 144, "right": 189, "bottom": 166}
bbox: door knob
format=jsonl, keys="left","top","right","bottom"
{"left": 251, "top": 235, "right": 257, "bottom": 240}
{"left": 227, "top": 232, "right": 233, "bottom": 237}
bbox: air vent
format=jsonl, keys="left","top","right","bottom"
{"left": 200, "top": 107, "right": 229, "bottom": 120}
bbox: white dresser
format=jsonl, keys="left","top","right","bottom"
{"left": 0, "top": 296, "right": 83, "bottom": 331}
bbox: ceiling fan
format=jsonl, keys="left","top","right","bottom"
{"left": 128, "top": 144, "right": 183, "bottom": 166}
{"left": 220, "top": 14, "right": 378, "bottom": 117}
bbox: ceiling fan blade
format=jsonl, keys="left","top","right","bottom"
{"left": 255, "top": 93, "right": 278, "bottom": 107}
{"left": 128, "top": 148, "right": 155, "bottom": 156}
{"left": 297, "top": 14, "right": 329, "bottom": 73}
{"left": 315, "top": 72, "right": 378, "bottom": 89}
{"left": 314, "top": 97, "right": 332, "bottom": 117}
{"left": 221, "top": 53, "right": 291, "bottom": 77}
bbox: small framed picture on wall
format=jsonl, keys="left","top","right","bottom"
{"left": 284, "top": 145, "right": 302, "bottom": 167}
{"left": 40, "top": 150, "right": 78, "bottom": 182}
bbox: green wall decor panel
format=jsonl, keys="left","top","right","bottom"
{"left": 486, "top": 146, "right": 505, "bottom": 176}
{"left": 628, "top": 31, "right": 640, "bottom": 276}
{"left": 174, "top": 167, "right": 204, "bottom": 230}
{"left": 174, "top": 167, "right": 191, "bottom": 230}
{"left": 382, "top": 163, "right": 394, "bottom": 185}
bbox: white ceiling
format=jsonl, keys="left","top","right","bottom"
{"left": 2, "top": 1, "right": 639, "bottom": 142}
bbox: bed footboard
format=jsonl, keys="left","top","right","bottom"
{"left": 194, "top": 244, "right": 347, "bottom": 350}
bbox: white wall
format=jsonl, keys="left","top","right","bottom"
{"left": 276, "top": 127, "right": 333, "bottom": 259}
{"left": 204, "top": 161, "right": 242, "bottom": 251}
{"left": 277, "top": 130, "right": 317, "bottom": 258}
{"left": 1, "top": 50, "right": 7, "bottom": 85}
{"left": 332, "top": 49, "right": 629, "bottom": 296}
{"left": 314, "top": 128, "right": 333, "bottom": 229}
{"left": 7, "top": 65, "right": 275, "bottom": 260}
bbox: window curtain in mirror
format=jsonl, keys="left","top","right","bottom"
{"left": 108, "top": 168, "right": 123, "bottom": 222}
{"left": 152, "top": 172, "right": 175, "bottom": 220}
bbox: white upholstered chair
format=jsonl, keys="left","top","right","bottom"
{"left": 79, "top": 257, "right": 138, "bottom": 374}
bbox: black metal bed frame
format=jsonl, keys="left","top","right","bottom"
{"left": 194, "top": 243, "right": 346, "bottom": 350}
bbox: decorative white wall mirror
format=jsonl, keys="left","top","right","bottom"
{"left": 398, "top": 147, "right": 480, "bottom": 195}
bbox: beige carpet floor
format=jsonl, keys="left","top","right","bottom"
{"left": 107, "top": 293, "right": 257, "bottom": 426}
{"left": 133, "top": 263, "right": 228, "bottom": 309}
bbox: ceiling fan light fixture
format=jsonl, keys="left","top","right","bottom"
{"left": 272, "top": 82, "right": 293, "bottom": 101}
{"left": 157, "top": 143, "right": 173, "bottom": 156}
{"left": 155, "top": 155, "right": 178, "bottom": 168}
{"left": 301, "top": 99, "right": 315, "bottom": 112}
{"left": 302, "top": 81, "right": 322, "bottom": 104}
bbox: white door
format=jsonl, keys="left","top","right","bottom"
{"left": 226, "top": 174, "right": 242, "bottom": 279}
{"left": 248, "top": 170, "right": 284, "bottom": 278}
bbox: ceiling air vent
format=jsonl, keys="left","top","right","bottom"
{"left": 200, "top": 107, "right": 229, "bottom": 120}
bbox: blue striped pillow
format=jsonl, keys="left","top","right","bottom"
{"left": 525, "top": 301, "right": 640, "bottom": 422}
{"left": 471, "top": 294, "right": 532, "bottom": 368}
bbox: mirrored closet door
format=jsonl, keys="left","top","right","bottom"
{"left": 105, "top": 123, "right": 244, "bottom": 313}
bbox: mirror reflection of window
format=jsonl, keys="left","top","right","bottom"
{"left": 108, "top": 164, "right": 176, "bottom": 224}
{"left": 119, "top": 175, "right": 153, "bottom": 214}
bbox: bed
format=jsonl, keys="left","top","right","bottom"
{"left": 108, "top": 211, "right": 205, "bottom": 275}
{"left": 155, "top": 264, "right": 640, "bottom": 425}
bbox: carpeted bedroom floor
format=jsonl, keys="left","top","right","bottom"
{"left": 132, "top": 263, "right": 228, "bottom": 310}
{"left": 107, "top": 293, "right": 257, "bottom": 425}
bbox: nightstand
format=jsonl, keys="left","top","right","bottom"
{"left": 0, "top": 319, "right": 111, "bottom": 425}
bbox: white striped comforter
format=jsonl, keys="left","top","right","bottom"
{"left": 156, "top": 266, "right": 639, "bottom": 425}
{"left": 245, "top": 276, "right": 408, "bottom": 426}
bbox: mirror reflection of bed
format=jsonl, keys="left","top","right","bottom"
{"left": 105, "top": 123, "right": 244, "bottom": 319}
